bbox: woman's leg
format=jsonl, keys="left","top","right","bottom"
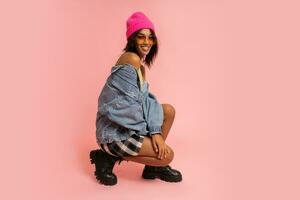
{"left": 160, "top": 103, "right": 176, "bottom": 141}
{"left": 123, "top": 136, "right": 174, "bottom": 166}
{"left": 123, "top": 103, "right": 176, "bottom": 166}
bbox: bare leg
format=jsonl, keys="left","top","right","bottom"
{"left": 124, "top": 136, "right": 174, "bottom": 166}
{"left": 160, "top": 104, "right": 176, "bottom": 141}
{"left": 123, "top": 103, "right": 176, "bottom": 166}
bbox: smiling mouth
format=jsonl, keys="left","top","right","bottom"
{"left": 140, "top": 46, "right": 150, "bottom": 51}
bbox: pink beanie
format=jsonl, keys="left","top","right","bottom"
{"left": 126, "top": 11, "right": 155, "bottom": 40}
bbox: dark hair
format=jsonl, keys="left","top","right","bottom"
{"left": 123, "top": 29, "right": 158, "bottom": 68}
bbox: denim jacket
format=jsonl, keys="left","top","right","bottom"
{"left": 96, "top": 64, "right": 163, "bottom": 144}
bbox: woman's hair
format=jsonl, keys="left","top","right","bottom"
{"left": 123, "top": 29, "right": 158, "bottom": 68}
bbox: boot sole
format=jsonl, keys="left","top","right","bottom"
{"left": 89, "top": 150, "right": 97, "bottom": 164}
{"left": 142, "top": 172, "right": 182, "bottom": 182}
{"left": 97, "top": 178, "right": 117, "bottom": 186}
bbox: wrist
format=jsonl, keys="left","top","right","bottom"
{"left": 150, "top": 132, "right": 161, "bottom": 137}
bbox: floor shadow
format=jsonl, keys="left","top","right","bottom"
{"left": 114, "top": 161, "right": 145, "bottom": 182}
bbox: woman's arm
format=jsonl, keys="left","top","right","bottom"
{"left": 99, "top": 65, "right": 147, "bottom": 133}
{"left": 144, "top": 91, "right": 164, "bottom": 135}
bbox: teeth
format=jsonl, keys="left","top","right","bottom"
{"left": 141, "top": 46, "right": 149, "bottom": 51}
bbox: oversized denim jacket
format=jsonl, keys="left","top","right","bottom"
{"left": 96, "top": 64, "right": 163, "bottom": 144}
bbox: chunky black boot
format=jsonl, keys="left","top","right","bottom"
{"left": 142, "top": 165, "right": 182, "bottom": 182}
{"left": 89, "top": 149, "right": 122, "bottom": 186}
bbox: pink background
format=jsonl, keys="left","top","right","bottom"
{"left": 1, "top": 0, "right": 299, "bottom": 199}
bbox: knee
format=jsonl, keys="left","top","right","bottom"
{"left": 160, "top": 146, "right": 174, "bottom": 166}
{"left": 162, "top": 104, "right": 176, "bottom": 119}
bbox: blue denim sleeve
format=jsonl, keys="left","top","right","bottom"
{"left": 98, "top": 66, "right": 148, "bottom": 133}
{"left": 143, "top": 91, "right": 164, "bottom": 135}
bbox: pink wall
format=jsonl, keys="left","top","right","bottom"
{"left": 1, "top": 0, "right": 300, "bottom": 199}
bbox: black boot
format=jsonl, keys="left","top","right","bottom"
{"left": 142, "top": 165, "right": 182, "bottom": 182}
{"left": 89, "top": 149, "right": 122, "bottom": 186}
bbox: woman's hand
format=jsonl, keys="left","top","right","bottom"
{"left": 151, "top": 134, "right": 169, "bottom": 160}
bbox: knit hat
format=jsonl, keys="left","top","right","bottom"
{"left": 126, "top": 11, "right": 155, "bottom": 40}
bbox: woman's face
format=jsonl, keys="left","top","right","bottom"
{"left": 135, "top": 29, "right": 155, "bottom": 59}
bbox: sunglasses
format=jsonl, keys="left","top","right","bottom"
{"left": 136, "top": 34, "right": 155, "bottom": 43}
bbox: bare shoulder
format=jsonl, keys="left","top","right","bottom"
{"left": 115, "top": 52, "right": 141, "bottom": 69}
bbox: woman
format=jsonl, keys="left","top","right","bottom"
{"left": 90, "top": 11, "right": 182, "bottom": 186}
